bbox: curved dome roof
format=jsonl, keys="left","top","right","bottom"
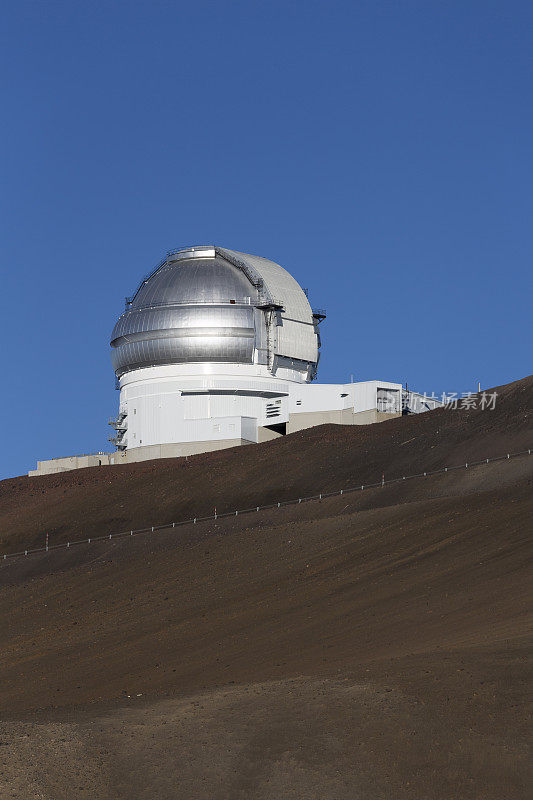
{"left": 110, "top": 246, "right": 320, "bottom": 378}
{"left": 131, "top": 256, "right": 259, "bottom": 309}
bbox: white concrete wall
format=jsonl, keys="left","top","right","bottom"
{"left": 288, "top": 383, "right": 354, "bottom": 413}
{"left": 117, "top": 437, "right": 252, "bottom": 464}
{"left": 116, "top": 370, "right": 404, "bottom": 451}
{"left": 288, "top": 380, "right": 403, "bottom": 415}
{"left": 29, "top": 374, "right": 438, "bottom": 477}
{"left": 119, "top": 364, "right": 295, "bottom": 449}
{"left": 353, "top": 381, "right": 402, "bottom": 414}
{"left": 29, "top": 453, "right": 111, "bottom": 476}
{"left": 128, "top": 412, "right": 259, "bottom": 449}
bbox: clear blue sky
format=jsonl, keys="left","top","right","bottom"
{"left": 1, "top": 0, "right": 532, "bottom": 479}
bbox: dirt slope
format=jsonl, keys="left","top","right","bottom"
{"left": 0, "top": 376, "right": 531, "bottom": 799}
{"left": 1, "top": 374, "right": 532, "bottom": 553}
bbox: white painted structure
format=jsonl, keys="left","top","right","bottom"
{"left": 116, "top": 367, "right": 406, "bottom": 454}
{"left": 29, "top": 245, "right": 442, "bottom": 476}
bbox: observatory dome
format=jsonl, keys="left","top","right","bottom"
{"left": 111, "top": 246, "right": 320, "bottom": 380}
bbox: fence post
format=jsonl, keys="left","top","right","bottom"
{"left": 7, "top": 447, "right": 527, "bottom": 562}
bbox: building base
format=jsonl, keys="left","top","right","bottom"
{"left": 28, "top": 410, "right": 403, "bottom": 476}
{"left": 28, "top": 381, "right": 441, "bottom": 477}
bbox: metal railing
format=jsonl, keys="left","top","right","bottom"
{"left": 2, "top": 447, "right": 530, "bottom": 563}
{"left": 108, "top": 417, "right": 127, "bottom": 431}
{"left": 120, "top": 297, "right": 256, "bottom": 312}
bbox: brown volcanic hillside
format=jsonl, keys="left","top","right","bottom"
{"left": 1, "top": 375, "right": 532, "bottom": 553}
{"left": 0, "top": 376, "right": 532, "bottom": 799}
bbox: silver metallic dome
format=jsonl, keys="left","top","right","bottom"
{"left": 131, "top": 257, "right": 258, "bottom": 307}
{"left": 111, "top": 246, "right": 322, "bottom": 378}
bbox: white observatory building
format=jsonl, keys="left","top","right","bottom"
{"left": 29, "top": 245, "right": 441, "bottom": 475}
{"left": 106, "top": 244, "right": 437, "bottom": 462}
